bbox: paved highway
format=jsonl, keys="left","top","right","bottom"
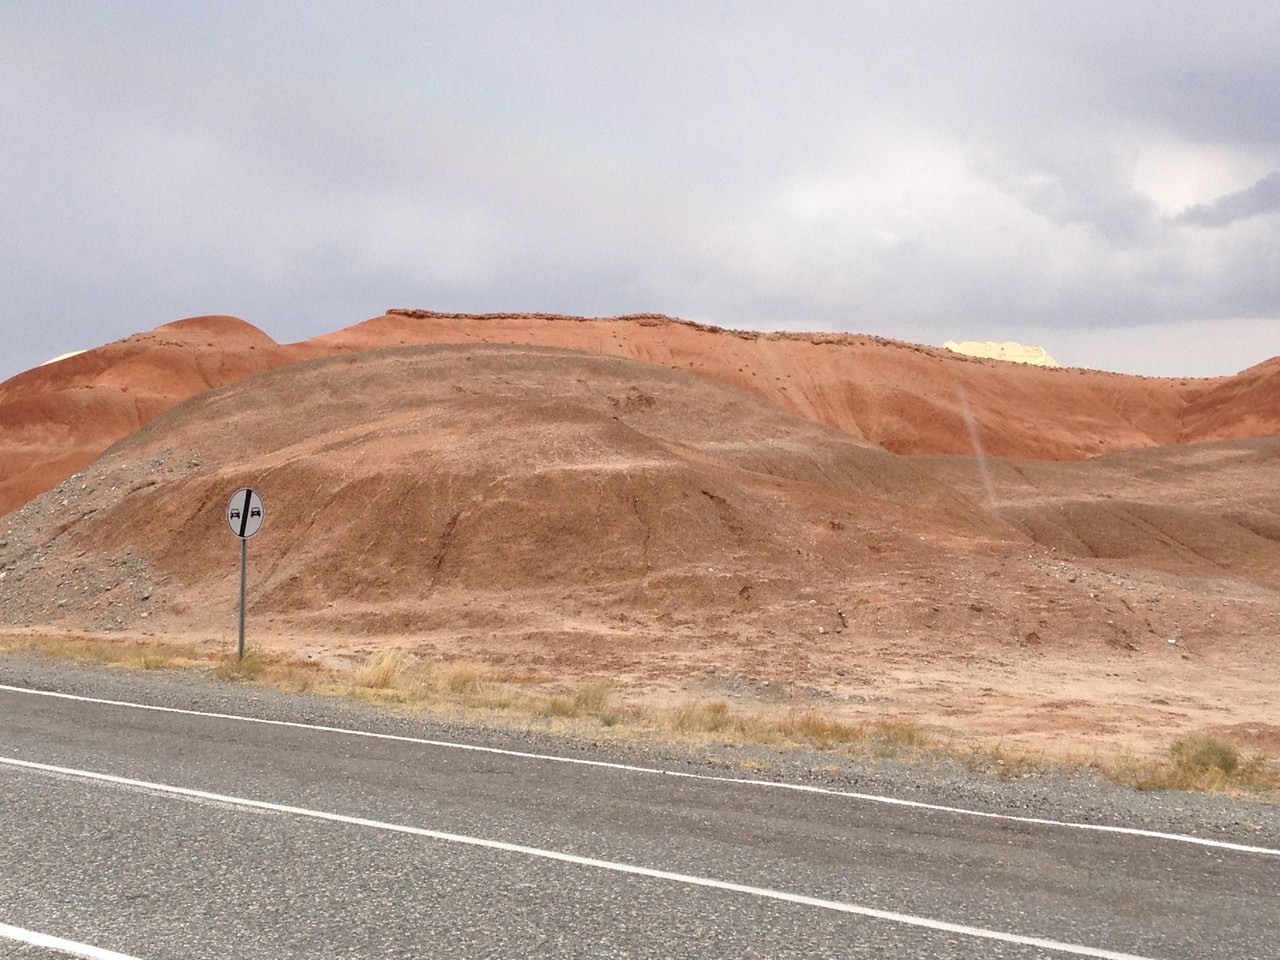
{"left": 0, "top": 664, "right": 1276, "bottom": 959}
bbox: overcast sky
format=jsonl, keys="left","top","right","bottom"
{"left": 3, "top": 2, "right": 1279, "bottom": 383}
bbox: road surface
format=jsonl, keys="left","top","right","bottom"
{"left": 0, "top": 662, "right": 1276, "bottom": 958}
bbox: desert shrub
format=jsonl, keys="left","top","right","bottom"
{"left": 1171, "top": 736, "right": 1239, "bottom": 775}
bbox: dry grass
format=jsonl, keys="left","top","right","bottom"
{"left": 434, "top": 660, "right": 488, "bottom": 697}
{"left": 1108, "top": 736, "right": 1277, "bottom": 794}
{"left": 212, "top": 648, "right": 268, "bottom": 681}
{"left": 354, "top": 649, "right": 410, "bottom": 690}
{"left": 0, "top": 632, "right": 198, "bottom": 670}
{"left": 3, "top": 633, "right": 1275, "bottom": 797}
{"left": 958, "top": 741, "right": 1052, "bottom": 780}
{"left": 666, "top": 700, "right": 936, "bottom": 757}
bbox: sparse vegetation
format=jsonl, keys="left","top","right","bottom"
{"left": 1106, "top": 736, "right": 1274, "bottom": 794}
{"left": 571, "top": 681, "right": 612, "bottom": 714}
{"left": 1172, "top": 736, "right": 1240, "bottom": 775}
{"left": 435, "top": 660, "right": 487, "bottom": 697}
{"left": 667, "top": 700, "right": 935, "bottom": 756}
{"left": 0, "top": 632, "right": 197, "bottom": 669}
{"left": 2, "top": 633, "right": 1275, "bottom": 798}
{"left": 671, "top": 699, "right": 733, "bottom": 735}
{"left": 138, "top": 650, "right": 176, "bottom": 670}
{"left": 354, "top": 648, "right": 410, "bottom": 690}
{"left": 213, "top": 647, "right": 267, "bottom": 681}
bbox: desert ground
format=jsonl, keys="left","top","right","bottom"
{"left": 1, "top": 313, "right": 1277, "bottom": 768}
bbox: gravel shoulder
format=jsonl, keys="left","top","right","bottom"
{"left": 2, "top": 651, "right": 1277, "bottom": 852}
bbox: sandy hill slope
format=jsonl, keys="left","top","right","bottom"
{"left": 2, "top": 344, "right": 1276, "bottom": 672}
{"left": 3, "top": 309, "right": 1278, "bottom": 520}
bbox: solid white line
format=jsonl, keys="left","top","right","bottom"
{"left": 0, "top": 921, "right": 142, "bottom": 960}
{"left": 2, "top": 682, "right": 1277, "bottom": 858}
{"left": 1, "top": 755, "right": 1159, "bottom": 960}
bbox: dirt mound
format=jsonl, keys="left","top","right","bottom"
{"left": 2, "top": 345, "right": 1276, "bottom": 671}
{"left": 0, "top": 346, "right": 979, "bottom": 639}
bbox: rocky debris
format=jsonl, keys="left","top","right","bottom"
{"left": 0, "top": 447, "right": 203, "bottom": 633}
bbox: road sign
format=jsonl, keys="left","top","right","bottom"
{"left": 226, "top": 487, "right": 266, "bottom": 661}
{"left": 226, "top": 488, "right": 265, "bottom": 540}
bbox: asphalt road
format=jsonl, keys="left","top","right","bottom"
{"left": 0, "top": 663, "right": 1277, "bottom": 959}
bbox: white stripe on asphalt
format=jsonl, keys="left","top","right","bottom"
{"left": 1, "top": 755, "right": 1159, "bottom": 960}
{"left": 2, "top": 682, "right": 1277, "bottom": 858}
{"left": 0, "top": 921, "right": 143, "bottom": 960}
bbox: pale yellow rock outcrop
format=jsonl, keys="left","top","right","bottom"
{"left": 38, "top": 349, "right": 87, "bottom": 367}
{"left": 944, "top": 340, "right": 1059, "bottom": 367}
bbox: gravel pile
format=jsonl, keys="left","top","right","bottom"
{"left": 0, "top": 450, "right": 191, "bottom": 632}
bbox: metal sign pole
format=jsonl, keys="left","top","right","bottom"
{"left": 239, "top": 537, "right": 248, "bottom": 661}
{"left": 226, "top": 487, "right": 266, "bottom": 663}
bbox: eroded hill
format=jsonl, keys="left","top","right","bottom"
{"left": 3, "top": 309, "right": 1278, "bottom": 518}
{"left": 3, "top": 340, "right": 1279, "bottom": 760}
{"left": 2, "top": 344, "right": 1276, "bottom": 666}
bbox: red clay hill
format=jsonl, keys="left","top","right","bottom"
{"left": 3, "top": 309, "right": 1278, "bottom": 519}
{"left": 1, "top": 330, "right": 1277, "bottom": 761}
{"left": 4, "top": 342, "right": 1277, "bottom": 653}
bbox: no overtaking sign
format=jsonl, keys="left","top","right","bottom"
{"left": 227, "top": 488, "right": 265, "bottom": 540}
{"left": 226, "top": 486, "right": 265, "bottom": 660}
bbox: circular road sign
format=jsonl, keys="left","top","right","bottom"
{"left": 226, "top": 487, "right": 266, "bottom": 540}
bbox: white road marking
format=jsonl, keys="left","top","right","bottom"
{"left": 2, "top": 682, "right": 1277, "bottom": 858}
{"left": 0, "top": 921, "right": 143, "bottom": 960}
{"left": 1, "top": 755, "right": 1159, "bottom": 960}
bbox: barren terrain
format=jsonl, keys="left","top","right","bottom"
{"left": 1, "top": 315, "right": 1278, "bottom": 768}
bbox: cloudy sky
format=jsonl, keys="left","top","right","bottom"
{"left": 3, "top": 2, "right": 1279, "bottom": 383}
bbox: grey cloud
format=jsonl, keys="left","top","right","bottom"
{"left": 965, "top": 145, "right": 1161, "bottom": 248}
{"left": 1135, "top": 61, "right": 1280, "bottom": 149}
{"left": 4, "top": 3, "right": 1280, "bottom": 384}
{"left": 1174, "top": 171, "right": 1280, "bottom": 228}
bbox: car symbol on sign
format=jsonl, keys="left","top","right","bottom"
{"left": 251, "top": 507, "right": 261, "bottom": 517}
{"left": 230, "top": 509, "right": 242, "bottom": 520}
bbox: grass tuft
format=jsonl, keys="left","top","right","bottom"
{"left": 572, "top": 681, "right": 612, "bottom": 714}
{"left": 543, "top": 696, "right": 575, "bottom": 718}
{"left": 138, "top": 650, "right": 175, "bottom": 670}
{"left": 671, "top": 700, "right": 733, "bottom": 734}
{"left": 213, "top": 648, "right": 266, "bottom": 681}
{"left": 354, "top": 649, "right": 410, "bottom": 690}
{"left": 436, "top": 661, "right": 487, "bottom": 697}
